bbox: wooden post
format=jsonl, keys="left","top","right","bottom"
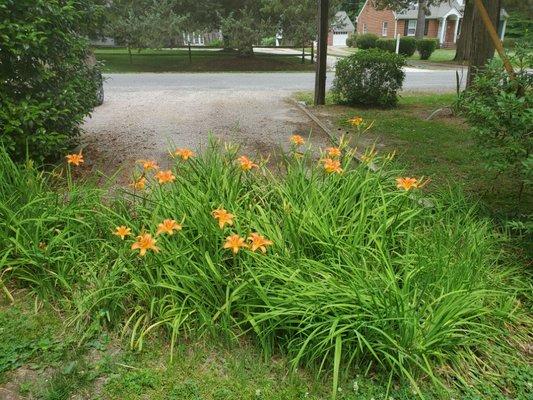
{"left": 472, "top": 0, "right": 514, "bottom": 79}
{"left": 314, "top": 0, "right": 329, "bottom": 106}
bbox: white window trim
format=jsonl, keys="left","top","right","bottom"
{"left": 382, "top": 21, "right": 388, "bottom": 36}
{"left": 407, "top": 19, "right": 417, "bottom": 36}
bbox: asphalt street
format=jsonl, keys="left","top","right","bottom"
{"left": 102, "top": 68, "right": 466, "bottom": 92}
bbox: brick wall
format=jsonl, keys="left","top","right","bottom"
{"left": 357, "top": 2, "right": 446, "bottom": 43}
{"left": 427, "top": 19, "right": 439, "bottom": 37}
{"left": 357, "top": 1, "right": 396, "bottom": 38}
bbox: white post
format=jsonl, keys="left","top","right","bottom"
{"left": 439, "top": 17, "right": 446, "bottom": 45}
{"left": 453, "top": 18, "right": 460, "bottom": 43}
{"left": 500, "top": 18, "right": 507, "bottom": 40}
{"left": 395, "top": 33, "right": 400, "bottom": 54}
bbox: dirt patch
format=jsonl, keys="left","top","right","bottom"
{"left": 82, "top": 88, "right": 330, "bottom": 184}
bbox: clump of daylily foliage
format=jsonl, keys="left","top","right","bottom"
{"left": 0, "top": 124, "right": 527, "bottom": 398}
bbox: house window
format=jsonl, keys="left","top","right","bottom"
{"left": 407, "top": 19, "right": 417, "bottom": 36}
{"left": 424, "top": 20, "right": 429, "bottom": 36}
{"left": 363, "top": 23, "right": 368, "bottom": 34}
{"left": 382, "top": 21, "right": 388, "bottom": 37}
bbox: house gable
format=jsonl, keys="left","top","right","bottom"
{"left": 356, "top": 0, "right": 396, "bottom": 38}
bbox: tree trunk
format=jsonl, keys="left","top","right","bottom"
{"left": 302, "top": 43, "right": 305, "bottom": 64}
{"left": 128, "top": 46, "right": 133, "bottom": 64}
{"left": 415, "top": 0, "right": 427, "bottom": 39}
{"left": 454, "top": 0, "right": 474, "bottom": 62}
{"left": 467, "top": 0, "right": 501, "bottom": 86}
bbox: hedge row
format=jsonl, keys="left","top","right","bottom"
{"left": 347, "top": 33, "right": 439, "bottom": 60}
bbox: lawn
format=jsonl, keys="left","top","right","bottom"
{"left": 295, "top": 92, "right": 532, "bottom": 228}
{"left": 5, "top": 293, "right": 529, "bottom": 400}
{"left": 94, "top": 48, "right": 315, "bottom": 73}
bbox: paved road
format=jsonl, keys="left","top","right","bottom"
{"left": 103, "top": 69, "right": 466, "bottom": 92}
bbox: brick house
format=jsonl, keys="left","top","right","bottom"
{"left": 356, "top": 0, "right": 508, "bottom": 48}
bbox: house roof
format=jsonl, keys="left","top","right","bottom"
{"left": 395, "top": 1, "right": 463, "bottom": 20}
{"left": 333, "top": 11, "right": 355, "bottom": 32}
{"left": 394, "top": 1, "right": 508, "bottom": 20}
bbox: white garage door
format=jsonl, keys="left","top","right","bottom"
{"left": 333, "top": 31, "right": 348, "bottom": 46}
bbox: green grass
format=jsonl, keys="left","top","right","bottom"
{"left": 295, "top": 92, "right": 532, "bottom": 224}
{"left": 0, "top": 139, "right": 531, "bottom": 399}
{"left": 94, "top": 48, "right": 315, "bottom": 73}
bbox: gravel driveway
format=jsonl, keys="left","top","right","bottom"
{"left": 82, "top": 70, "right": 463, "bottom": 178}
{"left": 82, "top": 74, "right": 330, "bottom": 177}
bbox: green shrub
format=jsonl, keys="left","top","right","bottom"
{"left": 260, "top": 36, "right": 276, "bottom": 46}
{"left": 346, "top": 34, "right": 357, "bottom": 48}
{"left": 0, "top": 139, "right": 525, "bottom": 397}
{"left": 355, "top": 33, "right": 378, "bottom": 49}
{"left": 399, "top": 36, "right": 417, "bottom": 57}
{"left": 416, "top": 38, "right": 438, "bottom": 60}
{"left": 207, "top": 38, "right": 224, "bottom": 48}
{"left": 458, "top": 43, "right": 532, "bottom": 206}
{"left": 0, "top": 0, "right": 100, "bottom": 162}
{"left": 332, "top": 49, "right": 406, "bottom": 107}
{"left": 375, "top": 38, "right": 396, "bottom": 52}
{"left": 503, "top": 38, "right": 516, "bottom": 49}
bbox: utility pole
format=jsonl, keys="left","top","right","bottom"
{"left": 314, "top": 0, "right": 329, "bottom": 105}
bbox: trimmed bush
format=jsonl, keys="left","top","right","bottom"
{"left": 356, "top": 33, "right": 378, "bottom": 49}
{"left": 399, "top": 36, "right": 417, "bottom": 57}
{"left": 417, "top": 38, "right": 438, "bottom": 60}
{"left": 0, "top": 0, "right": 100, "bottom": 162}
{"left": 260, "top": 36, "right": 276, "bottom": 46}
{"left": 375, "top": 38, "right": 396, "bottom": 53}
{"left": 332, "top": 49, "right": 406, "bottom": 107}
{"left": 207, "top": 38, "right": 224, "bottom": 48}
{"left": 503, "top": 38, "right": 516, "bottom": 49}
{"left": 346, "top": 34, "right": 357, "bottom": 48}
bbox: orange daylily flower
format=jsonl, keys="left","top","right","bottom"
{"left": 212, "top": 208, "right": 234, "bottom": 229}
{"left": 131, "top": 177, "right": 147, "bottom": 190}
{"left": 139, "top": 160, "right": 159, "bottom": 171}
{"left": 156, "top": 219, "right": 182, "bottom": 235}
{"left": 174, "top": 148, "right": 195, "bottom": 160}
{"left": 326, "top": 147, "right": 341, "bottom": 158}
{"left": 113, "top": 226, "right": 132, "bottom": 240}
{"left": 396, "top": 177, "right": 430, "bottom": 191}
{"left": 248, "top": 233, "right": 273, "bottom": 253}
{"left": 66, "top": 152, "right": 84, "bottom": 166}
{"left": 154, "top": 170, "right": 176, "bottom": 184}
{"left": 131, "top": 233, "right": 160, "bottom": 256}
{"left": 322, "top": 158, "right": 343, "bottom": 174}
{"left": 223, "top": 234, "right": 247, "bottom": 254}
{"left": 290, "top": 135, "right": 305, "bottom": 145}
{"left": 348, "top": 116, "right": 363, "bottom": 127}
{"left": 237, "top": 155, "right": 258, "bottom": 171}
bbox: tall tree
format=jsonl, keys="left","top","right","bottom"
{"left": 467, "top": 0, "right": 502, "bottom": 85}
{"left": 455, "top": 0, "right": 503, "bottom": 84}
{"left": 263, "top": 0, "right": 340, "bottom": 60}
